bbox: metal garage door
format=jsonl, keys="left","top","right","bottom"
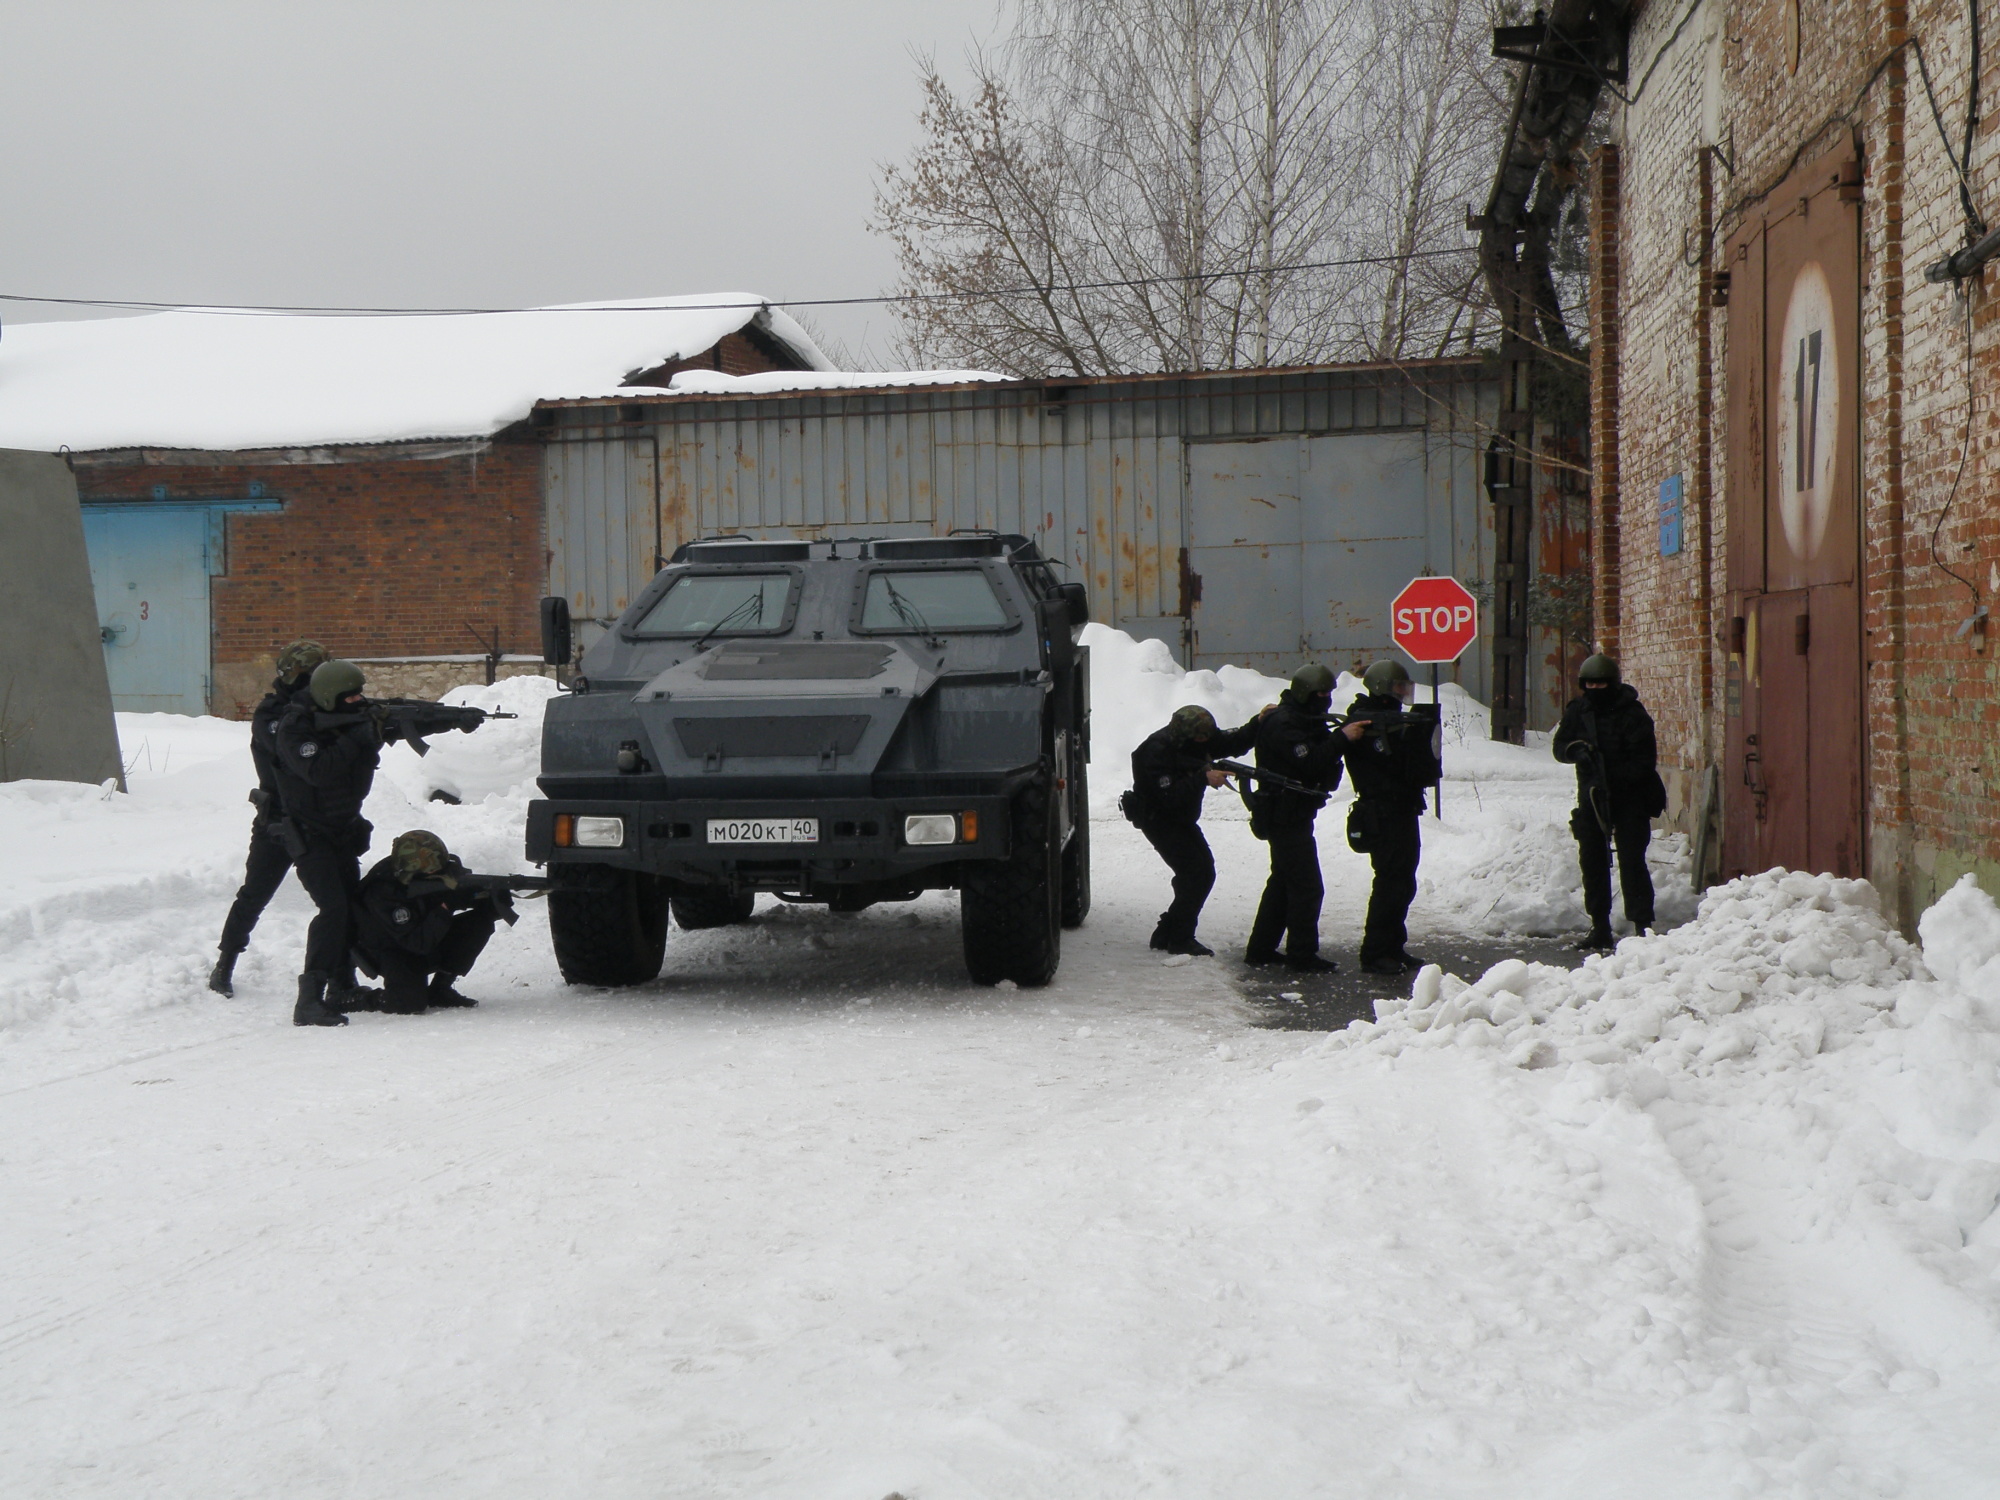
{"left": 80, "top": 507, "right": 212, "bottom": 714}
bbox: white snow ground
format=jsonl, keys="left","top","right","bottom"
{"left": 3, "top": 639, "right": 1998, "bottom": 1497}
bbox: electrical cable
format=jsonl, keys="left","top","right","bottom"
{"left": 0, "top": 246, "right": 1477, "bottom": 321}
{"left": 1930, "top": 287, "right": 1985, "bottom": 609}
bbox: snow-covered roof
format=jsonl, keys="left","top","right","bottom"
{"left": 0, "top": 296, "right": 836, "bottom": 454}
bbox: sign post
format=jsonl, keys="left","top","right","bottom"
{"left": 1389, "top": 576, "right": 1480, "bottom": 818}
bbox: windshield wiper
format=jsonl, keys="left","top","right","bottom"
{"left": 692, "top": 591, "right": 767, "bottom": 652}
{"left": 882, "top": 577, "right": 937, "bottom": 641}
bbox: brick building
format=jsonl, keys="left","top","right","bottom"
{"left": 1596, "top": 0, "right": 2000, "bottom": 928}
{"left": 0, "top": 299, "right": 830, "bottom": 715}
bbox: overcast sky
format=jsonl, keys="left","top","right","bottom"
{"left": 0, "top": 0, "right": 999, "bottom": 364}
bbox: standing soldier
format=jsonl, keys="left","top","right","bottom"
{"left": 207, "top": 639, "right": 330, "bottom": 997}
{"left": 1126, "top": 704, "right": 1263, "bottom": 956}
{"left": 273, "top": 659, "right": 400, "bottom": 1027}
{"left": 1243, "top": 665, "right": 1346, "bottom": 972}
{"left": 1553, "top": 654, "right": 1666, "bottom": 950}
{"left": 351, "top": 831, "right": 501, "bottom": 1014}
{"left": 1339, "top": 660, "right": 1442, "bottom": 975}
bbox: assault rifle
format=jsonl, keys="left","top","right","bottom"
{"left": 1208, "top": 758, "right": 1324, "bottom": 799}
{"left": 401, "top": 871, "right": 553, "bottom": 925}
{"left": 316, "top": 697, "right": 518, "bottom": 756}
{"left": 1557, "top": 708, "right": 1613, "bottom": 835}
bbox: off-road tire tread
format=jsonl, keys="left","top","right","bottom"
{"left": 549, "top": 867, "right": 670, "bottom": 986}
{"left": 961, "top": 779, "right": 1060, "bottom": 987}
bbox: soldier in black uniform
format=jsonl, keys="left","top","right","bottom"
{"left": 207, "top": 639, "right": 330, "bottom": 997}
{"left": 351, "top": 831, "right": 501, "bottom": 1014}
{"left": 1126, "top": 704, "right": 1263, "bottom": 956}
{"left": 1553, "top": 654, "right": 1666, "bottom": 950}
{"left": 273, "top": 658, "right": 399, "bottom": 1027}
{"left": 1243, "top": 665, "right": 1347, "bottom": 972}
{"left": 1339, "top": 660, "right": 1442, "bottom": 975}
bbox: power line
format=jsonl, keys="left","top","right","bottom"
{"left": 0, "top": 246, "right": 1477, "bottom": 320}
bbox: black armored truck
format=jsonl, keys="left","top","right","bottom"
{"left": 526, "top": 534, "right": 1091, "bottom": 988}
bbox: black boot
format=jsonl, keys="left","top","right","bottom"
{"left": 293, "top": 972, "right": 349, "bottom": 1028}
{"left": 1575, "top": 927, "right": 1615, "bottom": 952}
{"left": 327, "top": 981, "right": 385, "bottom": 1013}
{"left": 1285, "top": 953, "right": 1340, "bottom": 974}
{"left": 207, "top": 949, "right": 239, "bottom": 997}
{"left": 425, "top": 973, "right": 477, "bottom": 1008}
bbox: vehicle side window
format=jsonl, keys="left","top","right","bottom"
{"left": 630, "top": 572, "right": 792, "bottom": 636}
{"left": 859, "top": 570, "right": 1009, "bottom": 632}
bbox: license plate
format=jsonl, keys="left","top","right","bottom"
{"left": 706, "top": 817, "right": 819, "bottom": 845}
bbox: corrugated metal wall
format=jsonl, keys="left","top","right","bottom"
{"left": 542, "top": 364, "right": 1499, "bottom": 697}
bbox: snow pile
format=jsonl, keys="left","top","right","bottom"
{"left": 0, "top": 296, "right": 833, "bottom": 453}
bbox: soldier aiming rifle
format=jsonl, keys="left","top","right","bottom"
{"left": 349, "top": 831, "right": 546, "bottom": 1014}
{"left": 313, "top": 696, "right": 517, "bottom": 757}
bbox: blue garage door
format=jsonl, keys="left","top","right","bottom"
{"left": 80, "top": 508, "right": 212, "bottom": 715}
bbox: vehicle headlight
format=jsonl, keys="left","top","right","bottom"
{"left": 903, "top": 813, "right": 957, "bottom": 846}
{"left": 573, "top": 815, "right": 627, "bottom": 848}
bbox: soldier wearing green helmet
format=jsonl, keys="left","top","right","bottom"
{"left": 206, "top": 638, "right": 332, "bottom": 998}
{"left": 1553, "top": 653, "right": 1666, "bottom": 949}
{"left": 1125, "top": 700, "right": 1267, "bottom": 955}
{"left": 1242, "top": 663, "right": 1349, "bottom": 972}
{"left": 272, "top": 658, "right": 405, "bottom": 1026}
{"left": 349, "top": 831, "right": 501, "bottom": 1013}
{"left": 1339, "top": 659, "right": 1443, "bottom": 974}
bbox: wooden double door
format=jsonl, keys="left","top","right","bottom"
{"left": 1720, "top": 150, "right": 1866, "bottom": 880}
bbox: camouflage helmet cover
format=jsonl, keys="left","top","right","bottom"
{"left": 274, "top": 639, "right": 330, "bottom": 683}
{"left": 1362, "top": 659, "right": 1413, "bottom": 696}
{"left": 308, "top": 659, "right": 366, "bottom": 712}
{"left": 1289, "top": 663, "right": 1336, "bottom": 697}
{"left": 390, "top": 829, "right": 453, "bottom": 883}
{"left": 1579, "top": 653, "right": 1621, "bottom": 684}
{"left": 1168, "top": 704, "right": 1218, "bottom": 742}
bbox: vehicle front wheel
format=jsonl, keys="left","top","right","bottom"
{"left": 671, "top": 889, "right": 757, "bottom": 929}
{"left": 548, "top": 865, "right": 671, "bottom": 986}
{"left": 960, "top": 779, "right": 1061, "bottom": 987}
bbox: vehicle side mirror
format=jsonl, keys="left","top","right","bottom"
{"left": 1060, "top": 581, "right": 1090, "bottom": 630}
{"left": 540, "top": 596, "right": 573, "bottom": 666}
{"left": 1039, "top": 598, "right": 1076, "bottom": 674}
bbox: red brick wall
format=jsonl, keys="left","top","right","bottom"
{"left": 1609, "top": 0, "right": 2000, "bottom": 924}
{"left": 76, "top": 438, "right": 544, "bottom": 718}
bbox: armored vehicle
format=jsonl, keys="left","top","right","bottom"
{"left": 526, "top": 534, "right": 1091, "bottom": 988}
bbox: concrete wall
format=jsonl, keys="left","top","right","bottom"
{"left": 0, "top": 450, "right": 124, "bottom": 786}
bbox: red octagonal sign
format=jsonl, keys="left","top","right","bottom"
{"left": 1390, "top": 576, "right": 1479, "bottom": 664}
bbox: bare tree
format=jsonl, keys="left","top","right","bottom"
{"left": 874, "top": 0, "right": 1514, "bottom": 376}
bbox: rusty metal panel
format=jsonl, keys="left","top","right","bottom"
{"left": 1807, "top": 580, "right": 1863, "bottom": 876}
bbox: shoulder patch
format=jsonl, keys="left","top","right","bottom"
{"left": 1292, "top": 742, "right": 1308, "bottom": 758}
{"left": 297, "top": 741, "right": 319, "bottom": 759}
{"left": 1157, "top": 774, "right": 1173, "bottom": 788}
{"left": 391, "top": 906, "right": 412, "bottom": 925}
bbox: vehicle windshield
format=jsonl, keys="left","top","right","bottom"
{"left": 630, "top": 573, "right": 791, "bottom": 637}
{"left": 859, "top": 570, "right": 1009, "bottom": 632}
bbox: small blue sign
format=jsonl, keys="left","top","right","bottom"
{"left": 1658, "top": 472, "right": 1684, "bottom": 556}
{"left": 1658, "top": 473, "right": 1684, "bottom": 509}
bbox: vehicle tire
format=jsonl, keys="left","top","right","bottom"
{"left": 1060, "top": 752, "right": 1091, "bottom": 929}
{"left": 961, "top": 777, "right": 1061, "bottom": 987}
{"left": 671, "top": 889, "right": 757, "bottom": 929}
{"left": 548, "top": 865, "right": 671, "bottom": 986}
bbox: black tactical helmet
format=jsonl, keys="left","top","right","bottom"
{"left": 1579, "top": 654, "right": 1620, "bottom": 685}
{"left": 1168, "top": 704, "right": 1218, "bottom": 743}
{"left": 391, "top": 829, "right": 452, "bottom": 883}
{"left": 1362, "top": 659, "right": 1412, "bottom": 696}
{"left": 274, "top": 639, "right": 330, "bottom": 684}
{"left": 1289, "top": 664, "right": 1335, "bottom": 697}
{"left": 309, "top": 659, "right": 366, "bottom": 712}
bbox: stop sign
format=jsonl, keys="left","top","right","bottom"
{"left": 1390, "top": 576, "right": 1479, "bottom": 664}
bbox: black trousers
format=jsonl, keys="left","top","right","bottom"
{"left": 1359, "top": 808, "right": 1421, "bottom": 964}
{"left": 1139, "top": 818, "right": 1216, "bottom": 942}
{"left": 1247, "top": 825, "right": 1324, "bottom": 959}
{"left": 217, "top": 820, "right": 291, "bottom": 954}
{"left": 1574, "top": 808, "right": 1655, "bottom": 930}
{"left": 358, "top": 910, "right": 497, "bottom": 1010}
{"left": 292, "top": 834, "right": 362, "bottom": 984}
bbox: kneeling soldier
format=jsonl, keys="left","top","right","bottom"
{"left": 1127, "top": 704, "right": 1262, "bottom": 956}
{"left": 352, "top": 831, "right": 502, "bottom": 1014}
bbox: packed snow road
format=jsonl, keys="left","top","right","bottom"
{"left": 5, "top": 643, "right": 2000, "bottom": 1496}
